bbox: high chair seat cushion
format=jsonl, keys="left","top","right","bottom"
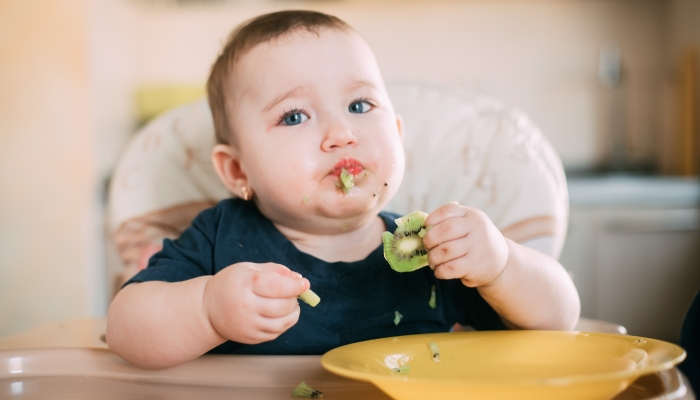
{"left": 109, "top": 81, "right": 568, "bottom": 279}
{"left": 383, "top": 82, "right": 567, "bottom": 255}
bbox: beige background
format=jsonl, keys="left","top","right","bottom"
{"left": 1, "top": 0, "right": 699, "bottom": 337}
{"left": 0, "top": 0, "right": 100, "bottom": 336}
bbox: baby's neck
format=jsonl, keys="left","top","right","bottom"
{"left": 273, "top": 215, "right": 386, "bottom": 263}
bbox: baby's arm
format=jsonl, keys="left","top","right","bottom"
{"left": 422, "top": 203, "right": 580, "bottom": 330}
{"left": 107, "top": 262, "right": 309, "bottom": 369}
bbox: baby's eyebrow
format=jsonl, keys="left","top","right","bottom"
{"left": 347, "top": 80, "right": 376, "bottom": 92}
{"left": 263, "top": 86, "right": 307, "bottom": 112}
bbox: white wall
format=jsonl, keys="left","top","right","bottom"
{"left": 90, "top": 0, "right": 145, "bottom": 180}
{"left": 97, "top": 0, "right": 668, "bottom": 171}
{"left": 658, "top": 0, "right": 700, "bottom": 173}
{"left": 0, "top": 0, "right": 101, "bottom": 337}
{"left": 666, "top": 0, "right": 700, "bottom": 55}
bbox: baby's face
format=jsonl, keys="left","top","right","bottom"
{"left": 226, "top": 28, "right": 405, "bottom": 232}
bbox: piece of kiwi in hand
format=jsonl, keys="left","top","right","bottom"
{"left": 382, "top": 211, "right": 429, "bottom": 272}
{"left": 298, "top": 289, "right": 321, "bottom": 307}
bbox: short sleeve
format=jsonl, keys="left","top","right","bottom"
{"left": 122, "top": 206, "right": 218, "bottom": 287}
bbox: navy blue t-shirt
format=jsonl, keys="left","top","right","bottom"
{"left": 126, "top": 198, "right": 505, "bottom": 355}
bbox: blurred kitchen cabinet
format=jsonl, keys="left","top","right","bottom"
{"left": 560, "top": 177, "right": 700, "bottom": 343}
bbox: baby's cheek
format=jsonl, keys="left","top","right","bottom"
{"left": 267, "top": 165, "right": 318, "bottom": 205}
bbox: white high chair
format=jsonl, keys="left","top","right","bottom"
{"left": 108, "top": 80, "right": 624, "bottom": 334}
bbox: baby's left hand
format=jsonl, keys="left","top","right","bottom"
{"left": 422, "top": 202, "right": 509, "bottom": 288}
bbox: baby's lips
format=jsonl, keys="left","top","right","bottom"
{"left": 329, "top": 157, "right": 365, "bottom": 176}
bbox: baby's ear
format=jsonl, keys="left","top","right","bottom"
{"left": 212, "top": 144, "right": 248, "bottom": 197}
{"left": 395, "top": 114, "right": 405, "bottom": 141}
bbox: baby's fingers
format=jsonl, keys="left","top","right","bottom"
{"left": 427, "top": 235, "right": 470, "bottom": 268}
{"left": 258, "top": 297, "right": 300, "bottom": 318}
{"left": 424, "top": 202, "right": 469, "bottom": 228}
{"left": 256, "top": 262, "right": 303, "bottom": 279}
{"left": 256, "top": 306, "right": 301, "bottom": 335}
{"left": 422, "top": 217, "right": 470, "bottom": 251}
{"left": 252, "top": 270, "right": 310, "bottom": 299}
{"left": 434, "top": 257, "right": 470, "bottom": 281}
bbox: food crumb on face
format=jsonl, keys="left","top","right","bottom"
{"left": 340, "top": 168, "right": 355, "bottom": 195}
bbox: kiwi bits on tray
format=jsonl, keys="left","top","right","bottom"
{"left": 382, "top": 211, "right": 430, "bottom": 272}
{"left": 293, "top": 381, "right": 323, "bottom": 398}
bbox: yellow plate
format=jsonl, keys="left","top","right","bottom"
{"left": 321, "top": 331, "right": 686, "bottom": 400}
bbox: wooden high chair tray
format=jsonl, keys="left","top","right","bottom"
{"left": 0, "top": 319, "right": 693, "bottom": 399}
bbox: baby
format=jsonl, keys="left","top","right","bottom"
{"left": 107, "top": 10, "right": 580, "bottom": 370}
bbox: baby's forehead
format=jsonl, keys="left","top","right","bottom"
{"left": 228, "top": 28, "right": 380, "bottom": 102}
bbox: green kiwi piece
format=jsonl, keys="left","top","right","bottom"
{"left": 298, "top": 289, "right": 321, "bottom": 307}
{"left": 428, "top": 285, "right": 436, "bottom": 309}
{"left": 394, "top": 311, "right": 403, "bottom": 325}
{"left": 293, "top": 381, "right": 323, "bottom": 398}
{"left": 382, "top": 211, "right": 429, "bottom": 272}
{"left": 339, "top": 168, "right": 354, "bottom": 194}
{"left": 392, "top": 365, "right": 410, "bottom": 374}
{"left": 428, "top": 342, "right": 440, "bottom": 362}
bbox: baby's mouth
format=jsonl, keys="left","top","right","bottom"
{"left": 329, "top": 157, "right": 364, "bottom": 177}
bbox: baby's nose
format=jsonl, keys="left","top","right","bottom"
{"left": 321, "top": 123, "right": 358, "bottom": 151}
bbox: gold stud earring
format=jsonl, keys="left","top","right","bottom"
{"left": 241, "top": 186, "right": 249, "bottom": 201}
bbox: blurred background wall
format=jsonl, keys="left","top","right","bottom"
{"left": 0, "top": 0, "right": 698, "bottom": 338}
{"left": 0, "top": 0, "right": 103, "bottom": 337}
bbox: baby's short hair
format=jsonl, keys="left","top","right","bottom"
{"left": 207, "top": 10, "right": 352, "bottom": 145}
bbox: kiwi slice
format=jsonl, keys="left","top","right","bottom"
{"left": 339, "top": 168, "right": 354, "bottom": 194}
{"left": 382, "top": 211, "right": 429, "bottom": 272}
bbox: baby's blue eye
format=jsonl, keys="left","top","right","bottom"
{"left": 282, "top": 112, "right": 309, "bottom": 126}
{"left": 349, "top": 100, "right": 372, "bottom": 114}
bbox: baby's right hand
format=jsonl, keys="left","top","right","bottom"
{"left": 203, "top": 262, "right": 310, "bottom": 344}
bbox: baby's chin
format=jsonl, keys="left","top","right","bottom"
{"left": 311, "top": 169, "right": 402, "bottom": 221}
{"left": 263, "top": 168, "right": 401, "bottom": 229}
{"left": 312, "top": 188, "right": 384, "bottom": 219}
{"left": 295, "top": 191, "right": 390, "bottom": 233}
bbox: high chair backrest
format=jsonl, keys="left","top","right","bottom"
{"left": 109, "top": 81, "right": 568, "bottom": 282}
